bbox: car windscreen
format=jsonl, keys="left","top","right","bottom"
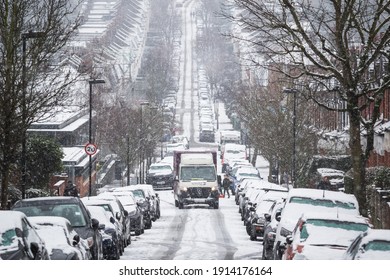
{"left": 150, "top": 165, "right": 172, "bottom": 171}
{"left": 289, "top": 196, "right": 356, "bottom": 210}
{"left": 14, "top": 203, "right": 87, "bottom": 227}
{"left": 180, "top": 166, "right": 216, "bottom": 181}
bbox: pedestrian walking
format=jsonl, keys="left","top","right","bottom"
{"left": 317, "top": 176, "right": 331, "bottom": 190}
{"left": 217, "top": 174, "right": 222, "bottom": 194}
{"left": 222, "top": 174, "right": 231, "bottom": 198}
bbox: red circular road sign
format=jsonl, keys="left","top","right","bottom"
{"left": 85, "top": 143, "right": 97, "bottom": 156}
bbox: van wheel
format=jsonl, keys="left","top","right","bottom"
{"left": 178, "top": 202, "right": 184, "bottom": 209}
{"left": 213, "top": 202, "right": 219, "bottom": 209}
{"left": 175, "top": 200, "right": 179, "bottom": 207}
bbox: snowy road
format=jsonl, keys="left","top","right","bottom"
{"left": 121, "top": 0, "right": 263, "bottom": 260}
{"left": 121, "top": 190, "right": 262, "bottom": 260}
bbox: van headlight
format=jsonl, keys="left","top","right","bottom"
{"left": 211, "top": 185, "right": 218, "bottom": 191}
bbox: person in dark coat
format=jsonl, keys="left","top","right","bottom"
{"left": 217, "top": 174, "right": 222, "bottom": 194}
{"left": 64, "top": 180, "right": 79, "bottom": 197}
{"left": 222, "top": 174, "right": 231, "bottom": 198}
{"left": 317, "top": 176, "right": 331, "bottom": 190}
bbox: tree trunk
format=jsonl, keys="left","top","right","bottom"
{"left": 349, "top": 107, "right": 367, "bottom": 216}
{"left": 1, "top": 167, "right": 10, "bottom": 210}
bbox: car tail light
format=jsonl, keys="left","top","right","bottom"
{"left": 296, "top": 244, "right": 304, "bottom": 253}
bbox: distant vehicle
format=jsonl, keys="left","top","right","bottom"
{"left": 29, "top": 216, "right": 91, "bottom": 260}
{"left": 0, "top": 211, "right": 50, "bottom": 260}
{"left": 219, "top": 130, "right": 241, "bottom": 151}
{"left": 11, "top": 196, "right": 103, "bottom": 260}
{"left": 283, "top": 213, "right": 371, "bottom": 260}
{"left": 165, "top": 142, "right": 186, "bottom": 156}
{"left": 342, "top": 229, "right": 390, "bottom": 260}
{"left": 221, "top": 143, "right": 247, "bottom": 173}
{"left": 146, "top": 162, "right": 175, "bottom": 190}
{"left": 199, "top": 127, "right": 215, "bottom": 142}
{"left": 172, "top": 135, "right": 190, "bottom": 149}
{"left": 315, "top": 168, "right": 345, "bottom": 191}
{"left": 173, "top": 150, "right": 219, "bottom": 209}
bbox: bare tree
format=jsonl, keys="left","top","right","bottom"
{"left": 0, "top": 0, "right": 82, "bottom": 209}
{"left": 223, "top": 0, "right": 390, "bottom": 215}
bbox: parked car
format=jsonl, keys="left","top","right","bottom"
{"left": 133, "top": 184, "right": 161, "bottom": 221}
{"left": 282, "top": 213, "right": 371, "bottom": 260}
{"left": 11, "top": 196, "right": 103, "bottom": 260}
{"left": 172, "top": 135, "right": 190, "bottom": 149}
{"left": 145, "top": 162, "right": 175, "bottom": 190}
{"left": 231, "top": 166, "right": 262, "bottom": 194}
{"left": 272, "top": 188, "right": 360, "bottom": 260}
{"left": 107, "top": 190, "right": 145, "bottom": 236}
{"left": 96, "top": 192, "right": 132, "bottom": 245}
{"left": 28, "top": 216, "right": 91, "bottom": 260}
{"left": 235, "top": 178, "right": 261, "bottom": 205}
{"left": 262, "top": 200, "right": 284, "bottom": 260}
{"left": 86, "top": 205, "right": 121, "bottom": 260}
{"left": 247, "top": 188, "right": 289, "bottom": 241}
{"left": 0, "top": 210, "right": 50, "bottom": 260}
{"left": 109, "top": 186, "right": 153, "bottom": 229}
{"left": 343, "top": 229, "right": 390, "bottom": 260}
{"left": 81, "top": 195, "right": 129, "bottom": 254}
{"left": 199, "top": 127, "right": 215, "bottom": 142}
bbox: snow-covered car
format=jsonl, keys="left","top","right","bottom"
{"left": 222, "top": 143, "right": 247, "bottom": 172}
{"left": 262, "top": 200, "right": 285, "bottom": 260}
{"left": 145, "top": 162, "right": 175, "bottom": 189}
{"left": 282, "top": 213, "right": 371, "bottom": 260}
{"left": 29, "top": 216, "right": 91, "bottom": 260}
{"left": 273, "top": 188, "right": 360, "bottom": 260}
{"left": 342, "top": 229, "right": 390, "bottom": 260}
{"left": 235, "top": 178, "right": 262, "bottom": 205}
{"left": 172, "top": 135, "right": 189, "bottom": 149}
{"left": 0, "top": 211, "right": 50, "bottom": 260}
{"left": 231, "top": 166, "right": 262, "bottom": 193}
{"left": 247, "top": 188, "right": 289, "bottom": 241}
{"left": 316, "top": 168, "right": 345, "bottom": 191}
{"left": 11, "top": 196, "right": 103, "bottom": 260}
{"left": 109, "top": 186, "right": 153, "bottom": 229}
{"left": 106, "top": 190, "right": 145, "bottom": 236}
{"left": 82, "top": 195, "right": 130, "bottom": 252}
{"left": 132, "top": 184, "right": 161, "bottom": 221}
{"left": 86, "top": 205, "right": 121, "bottom": 260}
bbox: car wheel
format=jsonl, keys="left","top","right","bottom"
{"left": 175, "top": 200, "right": 179, "bottom": 207}
{"left": 213, "top": 202, "right": 219, "bottom": 209}
{"left": 178, "top": 202, "right": 184, "bottom": 209}
{"left": 262, "top": 247, "right": 267, "bottom": 260}
{"left": 246, "top": 223, "right": 251, "bottom": 235}
{"left": 250, "top": 227, "right": 256, "bottom": 241}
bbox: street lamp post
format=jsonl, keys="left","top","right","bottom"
{"left": 21, "top": 31, "right": 44, "bottom": 199}
{"left": 88, "top": 79, "right": 105, "bottom": 196}
{"left": 283, "top": 88, "right": 297, "bottom": 187}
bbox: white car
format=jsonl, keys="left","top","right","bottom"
{"left": 343, "top": 229, "right": 390, "bottom": 260}
{"left": 283, "top": 212, "right": 371, "bottom": 260}
{"left": 29, "top": 216, "right": 91, "bottom": 260}
{"left": 273, "top": 188, "right": 360, "bottom": 259}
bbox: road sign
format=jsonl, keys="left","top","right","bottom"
{"left": 85, "top": 143, "right": 97, "bottom": 156}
